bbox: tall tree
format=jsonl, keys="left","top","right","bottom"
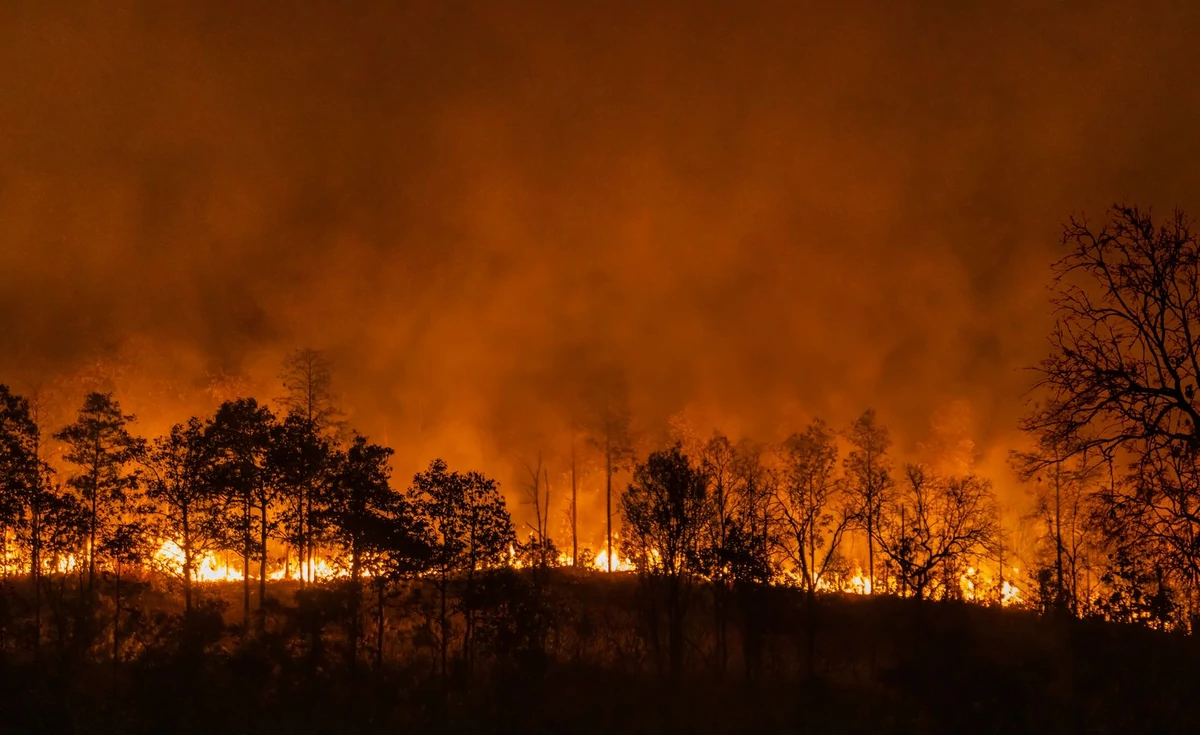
{"left": 519, "top": 453, "right": 556, "bottom": 569}
{"left": 0, "top": 386, "right": 54, "bottom": 655}
{"left": 6, "top": 390, "right": 56, "bottom": 656}
{"left": 1021, "top": 205, "right": 1200, "bottom": 616}
{"left": 583, "top": 370, "right": 635, "bottom": 572}
{"left": 319, "top": 435, "right": 421, "bottom": 667}
{"left": 843, "top": 409, "right": 893, "bottom": 594}
{"left": 142, "top": 418, "right": 226, "bottom": 613}
{"left": 407, "top": 459, "right": 514, "bottom": 679}
{"left": 279, "top": 348, "right": 344, "bottom": 436}
{"left": 777, "top": 420, "right": 850, "bottom": 594}
{"left": 279, "top": 348, "right": 343, "bottom": 580}
{"left": 1013, "top": 441, "right": 1103, "bottom": 615}
{"left": 698, "top": 433, "right": 742, "bottom": 676}
{"left": 207, "top": 398, "right": 275, "bottom": 629}
{"left": 269, "top": 412, "right": 333, "bottom": 585}
{"left": 54, "top": 393, "right": 142, "bottom": 595}
{"left": 620, "top": 444, "right": 710, "bottom": 682}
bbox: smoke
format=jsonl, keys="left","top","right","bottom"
{"left": 4, "top": 0, "right": 1200, "bottom": 537}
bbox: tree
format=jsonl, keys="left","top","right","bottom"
{"left": 1012, "top": 441, "right": 1104, "bottom": 615}
{"left": 142, "top": 418, "right": 226, "bottom": 613}
{"left": 207, "top": 398, "right": 275, "bottom": 629}
{"left": 269, "top": 412, "right": 333, "bottom": 585}
{"left": 320, "top": 435, "right": 426, "bottom": 668}
{"left": 776, "top": 420, "right": 850, "bottom": 593}
{"left": 697, "top": 433, "right": 743, "bottom": 676}
{"left": 102, "top": 518, "right": 152, "bottom": 669}
{"left": 1, "top": 388, "right": 57, "bottom": 655}
{"left": 279, "top": 348, "right": 345, "bottom": 437}
{"left": 37, "top": 486, "right": 89, "bottom": 654}
{"left": 877, "top": 465, "right": 1001, "bottom": 600}
{"left": 843, "top": 409, "right": 893, "bottom": 594}
{"left": 407, "top": 459, "right": 515, "bottom": 679}
{"left": 1022, "top": 205, "right": 1200, "bottom": 618}
{"left": 54, "top": 392, "right": 142, "bottom": 595}
{"left": 582, "top": 370, "right": 635, "bottom": 572}
{"left": 279, "top": 348, "right": 344, "bottom": 582}
{"left": 518, "top": 453, "right": 557, "bottom": 570}
{"left": 620, "top": 444, "right": 710, "bottom": 682}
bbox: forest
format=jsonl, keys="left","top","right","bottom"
{"left": 0, "top": 206, "right": 1199, "bottom": 733}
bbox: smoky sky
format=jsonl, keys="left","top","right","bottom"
{"left": 4, "top": 0, "right": 1200, "bottom": 521}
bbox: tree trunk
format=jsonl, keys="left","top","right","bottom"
{"left": 112, "top": 562, "right": 121, "bottom": 671}
{"left": 375, "top": 581, "right": 385, "bottom": 668}
{"left": 259, "top": 500, "right": 269, "bottom": 614}
{"left": 439, "top": 567, "right": 448, "bottom": 681}
{"left": 349, "top": 548, "right": 361, "bottom": 670}
{"left": 31, "top": 508, "right": 41, "bottom": 659}
{"left": 88, "top": 491, "right": 97, "bottom": 595}
{"left": 571, "top": 434, "right": 578, "bottom": 567}
{"left": 605, "top": 432, "right": 613, "bottom": 572}
{"left": 866, "top": 513, "right": 875, "bottom": 595}
{"left": 182, "top": 506, "right": 193, "bottom": 614}
{"left": 242, "top": 491, "right": 251, "bottom": 631}
{"left": 668, "top": 578, "right": 683, "bottom": 684}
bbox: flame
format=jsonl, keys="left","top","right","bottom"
{"left": 846, "top": 568, "right": 872, "bottom": 595}
{"left": 593, "top": 548, "right": 636, "bottom": 572}
{"left": 152, "top": 540, "right": 355, "bottom": 583}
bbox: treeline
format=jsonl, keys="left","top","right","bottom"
{"left": 0, "top": 350, "right": 525, "bottom": 676}
{"left": 2, "top": 205, "right": 1200, "bottom": 684}
{"left": 0, "top": 359, "right": 1191, "bottom": 681}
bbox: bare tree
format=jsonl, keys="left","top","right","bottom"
{"left": 583, "top": 370, "right": 634, "bottom": 573}
{"left": 520, "top": 452, "right": 555, "bottom": 568}
{"left": 878, "top": 465, "right": 1001, "bottom": 600}
{"left": 776, "top": 420, "right": 850, "bottom": 594}
{"left": 843, "top": 409, "right": 893, "bottom": 594}
{"left": 1022, "top": 205, "right": 1200, "bottom": 614}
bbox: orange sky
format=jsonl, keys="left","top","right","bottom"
{"left": 4, "top": 1, "right": 1200, "bottom": 540}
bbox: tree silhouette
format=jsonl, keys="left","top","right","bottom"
{"left": 582, "top": 370, "right": 635, "bottom": 572}
{"left": 269, "top": 412, "right": 333, "bottom": 585}
{"left": 697, "top": 433, "right": 744, "bottom": 676}
{"left": 1022, "top": 205, "right": 1200, "bottom": 615}
{"left": 407, "top": 459, "right": 515, "bottom": 679}
{"left": 207, "top": 398, "right": 275, "bottom": 629}
{"left": 1, "top": 388, "right": 57, "bottom": 655}
{"left": 142, "top": 417, "right": 226, "bottom": 613}
{"left": 777, "top": 419, "right": 850, "bottom": 594}
{"left": 320, "top": 435, "right": 428, "bottom": 667}
{"left": 279, "top": 348, "right": 345, "bottom": 437}
{"left": 877, "top": 465, "right": 1001, "bottom": 600}
{"left": 620, "top": 444, "right": 709, "bottom": 682}
{"left": 54, "top": 392, "right": 142, "bottom": 596}
{"left": 843, "top": 409, "right": 894, "bottom": 594}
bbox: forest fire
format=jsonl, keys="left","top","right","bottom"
{"left": 8, "top": 3, "right": 1200, "bottom": 728}
{"left": 593, "top": 548, "right": 636, "bottom": 572}
{"left": 152, "top": 540, "right": 353, "bottom": 583}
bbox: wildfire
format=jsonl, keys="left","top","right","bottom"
{"left": 846, "top": 568, "right": 872, "bottom": 595}
{"left": 593, "top": 548, "right": 636, "bottom": 572}
{"left": 152, "top": 540, "right": 352, "bottom": 583}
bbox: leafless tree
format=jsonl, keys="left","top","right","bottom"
{"left": 775, "top": 420, "right": 850, "bottom": 594}
{"left": 1022, "top": 205, "right": 1200, "bottom": 613}
{"left": 878, "top": 465, "right": 1001, "bottom": 600}
{"left": 843, "top": 409, "right": 893, "bottom": 594}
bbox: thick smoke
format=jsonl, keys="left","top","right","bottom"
{"left": 4, "top": 0, "right": 1200, "bottom": 540}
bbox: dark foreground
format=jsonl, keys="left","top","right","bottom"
{"left": 0, "top": 571, "right": 1197, "bottom": 734}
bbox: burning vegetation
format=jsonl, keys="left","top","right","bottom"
{"left": 1, "top": 204, "right": 1200, "bottom": 732}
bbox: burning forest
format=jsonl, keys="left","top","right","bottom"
{"left": 5, "top": 2, "right": 1200, "bottom": 733}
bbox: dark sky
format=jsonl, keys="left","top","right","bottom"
{"left": 4, "top": 0, "right": 1200, "bottom": 530}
